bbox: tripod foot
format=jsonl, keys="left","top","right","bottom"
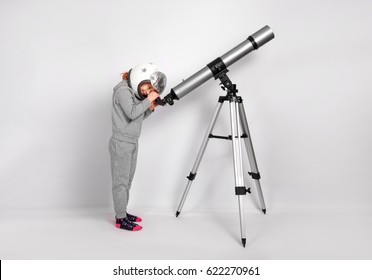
{"left": 262, "top": 209, "right": 266, "bottom": 214}
{"left": 176, "top": 211, "right": 180, "bottom": 217}
{"left": 242, "top": 238, "right": 246, "bottom": 247}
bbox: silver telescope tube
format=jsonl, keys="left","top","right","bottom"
{"left": 163, "top": 25, "right": 274, "bottom": 105}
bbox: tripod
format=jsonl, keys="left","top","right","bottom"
{"left": 175, "top": 70, "right": 267, "bottom": 247}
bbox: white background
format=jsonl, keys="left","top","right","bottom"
{"left": 3, "top": 260, "right": 372, "bottom": 280}
{"left": 0, "top": 0, "right": 372, "bottom": 259}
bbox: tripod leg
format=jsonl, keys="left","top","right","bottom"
{"left": 238, "top": 102, "right": 267, "bottom": 214}
{"left": 176, "top": 101, "right": 224, "bottom": 217}
{"left": 230, "top": 100, "right": 247, "bottom": 247}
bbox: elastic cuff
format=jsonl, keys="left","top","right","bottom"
{"left": 116, "top": 212, "right": 127, "bottom": 219}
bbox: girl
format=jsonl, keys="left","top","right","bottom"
{"left": 109, "top": 63, "right": 167, "bottom": 231}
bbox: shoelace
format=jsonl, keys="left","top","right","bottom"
{"left": 117, "top": 218, "right": 136, "bottom": 230}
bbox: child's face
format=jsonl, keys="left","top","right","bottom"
{"left": 140, "top": 83, "right": 157, "bottom": 96}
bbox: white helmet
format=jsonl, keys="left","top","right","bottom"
{"left": 128, "top": 63, "right": 167, "bottom": 100}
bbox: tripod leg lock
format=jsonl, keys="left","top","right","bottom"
{"left": 235, "top": 186, "right": 251, "bottom": 195}
{"left": 187, "top": 172, "right": 196, "bottom": 181}
{"left": 248, "top": 172, "right": 261, "bottom": 180}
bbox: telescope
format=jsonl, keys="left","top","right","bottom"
{"left": 160, "top": 25, "right": 274, "bottom": 106}
{"left": 169, "top": 25, "right": 275, "bottom": 247}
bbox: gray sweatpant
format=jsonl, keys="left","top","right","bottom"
{"left": 109, "top": 137, "right": 138, "bottom": 219}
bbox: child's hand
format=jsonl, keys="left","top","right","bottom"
{"left": 148, "top": 91, "right": 160, "bottom": 102}
{"left": 150, "top": 101, "right": 158, "bottom": 111}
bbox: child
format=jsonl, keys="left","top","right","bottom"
{"left": 109, "top": 63, "right": 167, "bottom": 231}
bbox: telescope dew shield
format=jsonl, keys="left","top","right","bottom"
{"left": 164, "top": 25, "right": 274, "bottom": 105}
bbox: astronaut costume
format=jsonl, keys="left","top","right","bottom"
{"left": 109, "top": 63, "right": 166, "bottom": 220}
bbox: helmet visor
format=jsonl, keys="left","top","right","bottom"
{"left": 150, "top": 71, "right": 167, "bottom": 94}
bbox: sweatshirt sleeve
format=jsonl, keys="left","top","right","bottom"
{"left": 143, "top": 107, "right": 153, "bottom": 119}
{"left": 115, "top": 87, "right": 151, "bottom": 120}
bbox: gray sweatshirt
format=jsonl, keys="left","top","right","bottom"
{"left": 111, "top": 80, "right": 153, "bottom": 143}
